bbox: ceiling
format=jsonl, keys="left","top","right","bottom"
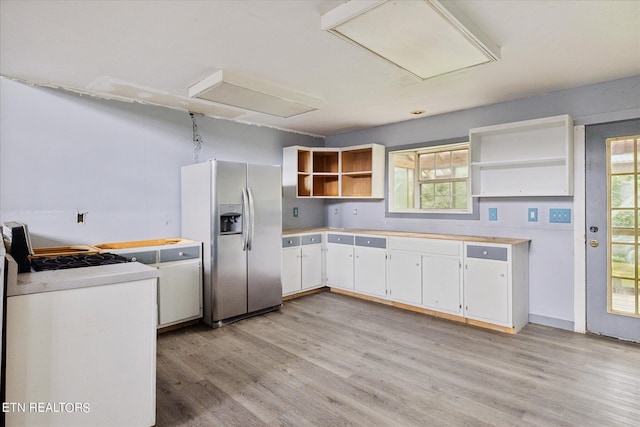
{"left": 1, "top": 0, "right": 639, "bottom": 137}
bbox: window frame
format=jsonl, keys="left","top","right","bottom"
{"left": 386, "top": 137, "right": 479, "bottom": 220}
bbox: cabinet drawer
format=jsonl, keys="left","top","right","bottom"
{"left": 160, "top": 246, "right": 201, "bottom": 262}
{"left": 355, "top": 236, "right": 386, "bottom": 249}
{"left": 466, "top": 245, "right": 507, "bottom": 261}
{"left": 301, "top": 234, "right": 322, "bottom": 245}
{"left": 120, "top": 250, "right": 157, "bottom": 265}
{"left": 327, "top": 234, "right": 354, "bottom": 245}
{"left": 282, "top": 236, "right": 301, "bottom": 248}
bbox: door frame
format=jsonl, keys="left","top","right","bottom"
{"left": 573, "top": 110, "right": 640, "bottom": 334}
{"left": 573, "top": 125, "right": 587, "bottom": 333}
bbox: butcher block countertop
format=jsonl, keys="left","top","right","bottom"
{"left": 7, "top": 262, "right": 160, "bottom": 297}
{"left": 283, "top": 228, "right": 530, "bottom": 245}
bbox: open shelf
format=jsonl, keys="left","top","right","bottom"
{"left": 342, "top": 148, "right": 373, "bottom": 173}
{"left": 470, "top": 115, "right": 573, "bottom": 197}
{"left": 297, "top": 174, "right": 311, "bottom": 197}
{"left": 297, "top": 150, "right": 311, "bottom": 173}
{"left": 312, "top": 175, "right": 339, "bottom": 197}
{"left": 471, "top": 156, "right": 567, "bottom": 168}
{"left": 283, "top": 144, "right": 385, "bottom": 199}
{"left": 313, "top": 151, "right": 339, "bottom": 173}
{"left": 342, "top": 173, "right": 373, "bottom": 197}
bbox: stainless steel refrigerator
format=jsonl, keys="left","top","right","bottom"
{"left": 181, "top": 160, "right": 282, "bottom": 327}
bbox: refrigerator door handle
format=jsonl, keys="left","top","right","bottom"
{"left": 247, "top": 187, "right": 255, "bottom": 251}
{"left": 241, "top": 187, "right": 249, "bottom": 251}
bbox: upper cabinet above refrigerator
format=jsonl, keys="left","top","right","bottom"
{"left": 283, "top": 144, "right": 385, "bottom": 199}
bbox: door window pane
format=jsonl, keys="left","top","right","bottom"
{"left": 610, "top": 138, "right": 635, "bottom": 174}
{"left": 607, "top": 135, "right": 640, "bottom": 317}
{"left": 610, "top": 210, "right": 635, "bottom": 243}
{"left": 610, "top": 244, "right": 635, "bottom": 278}
{"left": 612, "top": 278, "right": 636, "bottom": 314}
{"left": 610, "top": 175, "right": 634, "bottom": 208}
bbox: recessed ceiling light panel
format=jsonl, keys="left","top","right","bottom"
{"left": 189, "top": 70, "right": 323, "bottom": 118}
{"left": 321, "top": 0, "right": 500, "bottom": 80}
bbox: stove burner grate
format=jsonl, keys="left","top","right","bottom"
{"left": 30, "top": 253, "right": 130, "bottom": 272}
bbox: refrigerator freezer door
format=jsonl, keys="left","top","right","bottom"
{"left": 213, "top": 161, "right": 249, "bottom": 321}
{"left": 247, "top": 164, "right": 283, "bottom": 313}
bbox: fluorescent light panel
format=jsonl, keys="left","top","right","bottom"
{"left": 321, "top": 0, "right": 500, "bottom": 80}
{"left": 189, "top": 70, "right": 322, "bottom": 118}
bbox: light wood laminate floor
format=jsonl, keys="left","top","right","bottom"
{"left": 156, "top": 291, "right": 640, "bottom": 426}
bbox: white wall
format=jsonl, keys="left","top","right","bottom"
{"left": 0, "top": 78, "right": 325, "bottom": 246}
{"left": 324, "top": 75, "right": 640, "bottom": 330}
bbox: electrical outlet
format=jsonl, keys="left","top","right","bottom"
{"left": 353, "top": 208, "right": 358, "bottom": 215}
{"left": 293, "top": 207, "right": 299, "bottom": 218}
{"left": 528, "top": 208, "right": 538, "bottom": 222}
{"left": 550, "top": 208, "right": 571, "bottom": 223}
{"left": 488, "top": 208, "right": 498, "bottom": 221}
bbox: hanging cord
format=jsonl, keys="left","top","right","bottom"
{"left": 190, "top": 112, "right": 203, "bottom": 163}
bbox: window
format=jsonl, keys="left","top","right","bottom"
{"left": 389, "top": 142, "right": 471, "bottom": 214}
{"left": 608, "top": 134, "right": 640, "bottom": 317}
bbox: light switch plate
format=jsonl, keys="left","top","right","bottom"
{"left": 488, "top": 208, "right": 498, "bottom": 221}
{"left": 550, "top": 208, "right": 571, "bottom": 223}
{"left": 293, "top": 207, "right": 299, "bottom": 218}
{"left": 528, "top": 208, "right": 538, "bottom": 222}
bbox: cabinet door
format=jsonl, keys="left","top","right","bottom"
{"left": 282, "top": 247, "right": 302, "bottom": 295}
{"left": 464, "top": 259, "right": 509, "bottom": 325}
{"left": 354, "top": 246, "right": 386, "bottom": 298}
{"left": 326, "top": 244, "right": 354, "bottom": 289}
{"left": 301, "top": 244, "right": 323, "bottom": 290}
{"left": 388, "top": 251, "right": 421, "bottom": 304}
{"left": 157, "top": 259, "right": 202, "bottom": 327}
{"left": 422, "top": 255, "right": 462, "bottom": 315}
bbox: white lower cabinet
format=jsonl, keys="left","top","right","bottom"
{"left": 387, "top": 251, "right": 422, "bottom": 305}
{"left": 301, "top": 244, "right": 323, "bottom": 289}
{"left": 387, "top": 237, "right": 463, "bottom": 314}
{"left": 287, "top": 229, "right": 529, "bottom": 333}
{"left": 102, "top": 242, "right": 203, "bottom": 328}
{"left": 354, "top": 236, "right": 387, "bottom": 298}
{"left": 463, "top": 242, "right": 529, "bottom": 332}
{"left": 282, "top": 245, "right": 303, "bottom": 295}
{"left": 6, "top": 278, "right": 157, "bottom": 426}
{"left": 422, "top": 254, "right": 463, "bottom": 316}
{"left": 281, "top": 234, "right": 324, "bottom": 296}
{"left": 464, "top": 258, "right": 508, "bottom": 324}
{"left": 157, "top": 259, "right": 202, "bottom": 326}
{"left": 326, "top": 235, "right": 355, "bottom": 290}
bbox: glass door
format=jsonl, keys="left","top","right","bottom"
{"left": 586, "top": 119, "right": 640, "bottom": 342}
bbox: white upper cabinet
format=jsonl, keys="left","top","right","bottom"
{"left": 283, "top": 144, "right": 385, "bottom": 199}
{"left": 469, "top": 114, "right": 573, "bottom": 197}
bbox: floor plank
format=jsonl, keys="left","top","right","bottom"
{"left": 156, "top": 291, "right": 640, "bottom": 426}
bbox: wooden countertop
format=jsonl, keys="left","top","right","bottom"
{"left": 283, "top": 228, "right": 530, "bottom": 245}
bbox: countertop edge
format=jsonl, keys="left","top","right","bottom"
{"left": 9, "top": 262, "right": 161, "bottom": 297}
{"left": 282, "top": 228, "right": 531, "bottom": 245}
